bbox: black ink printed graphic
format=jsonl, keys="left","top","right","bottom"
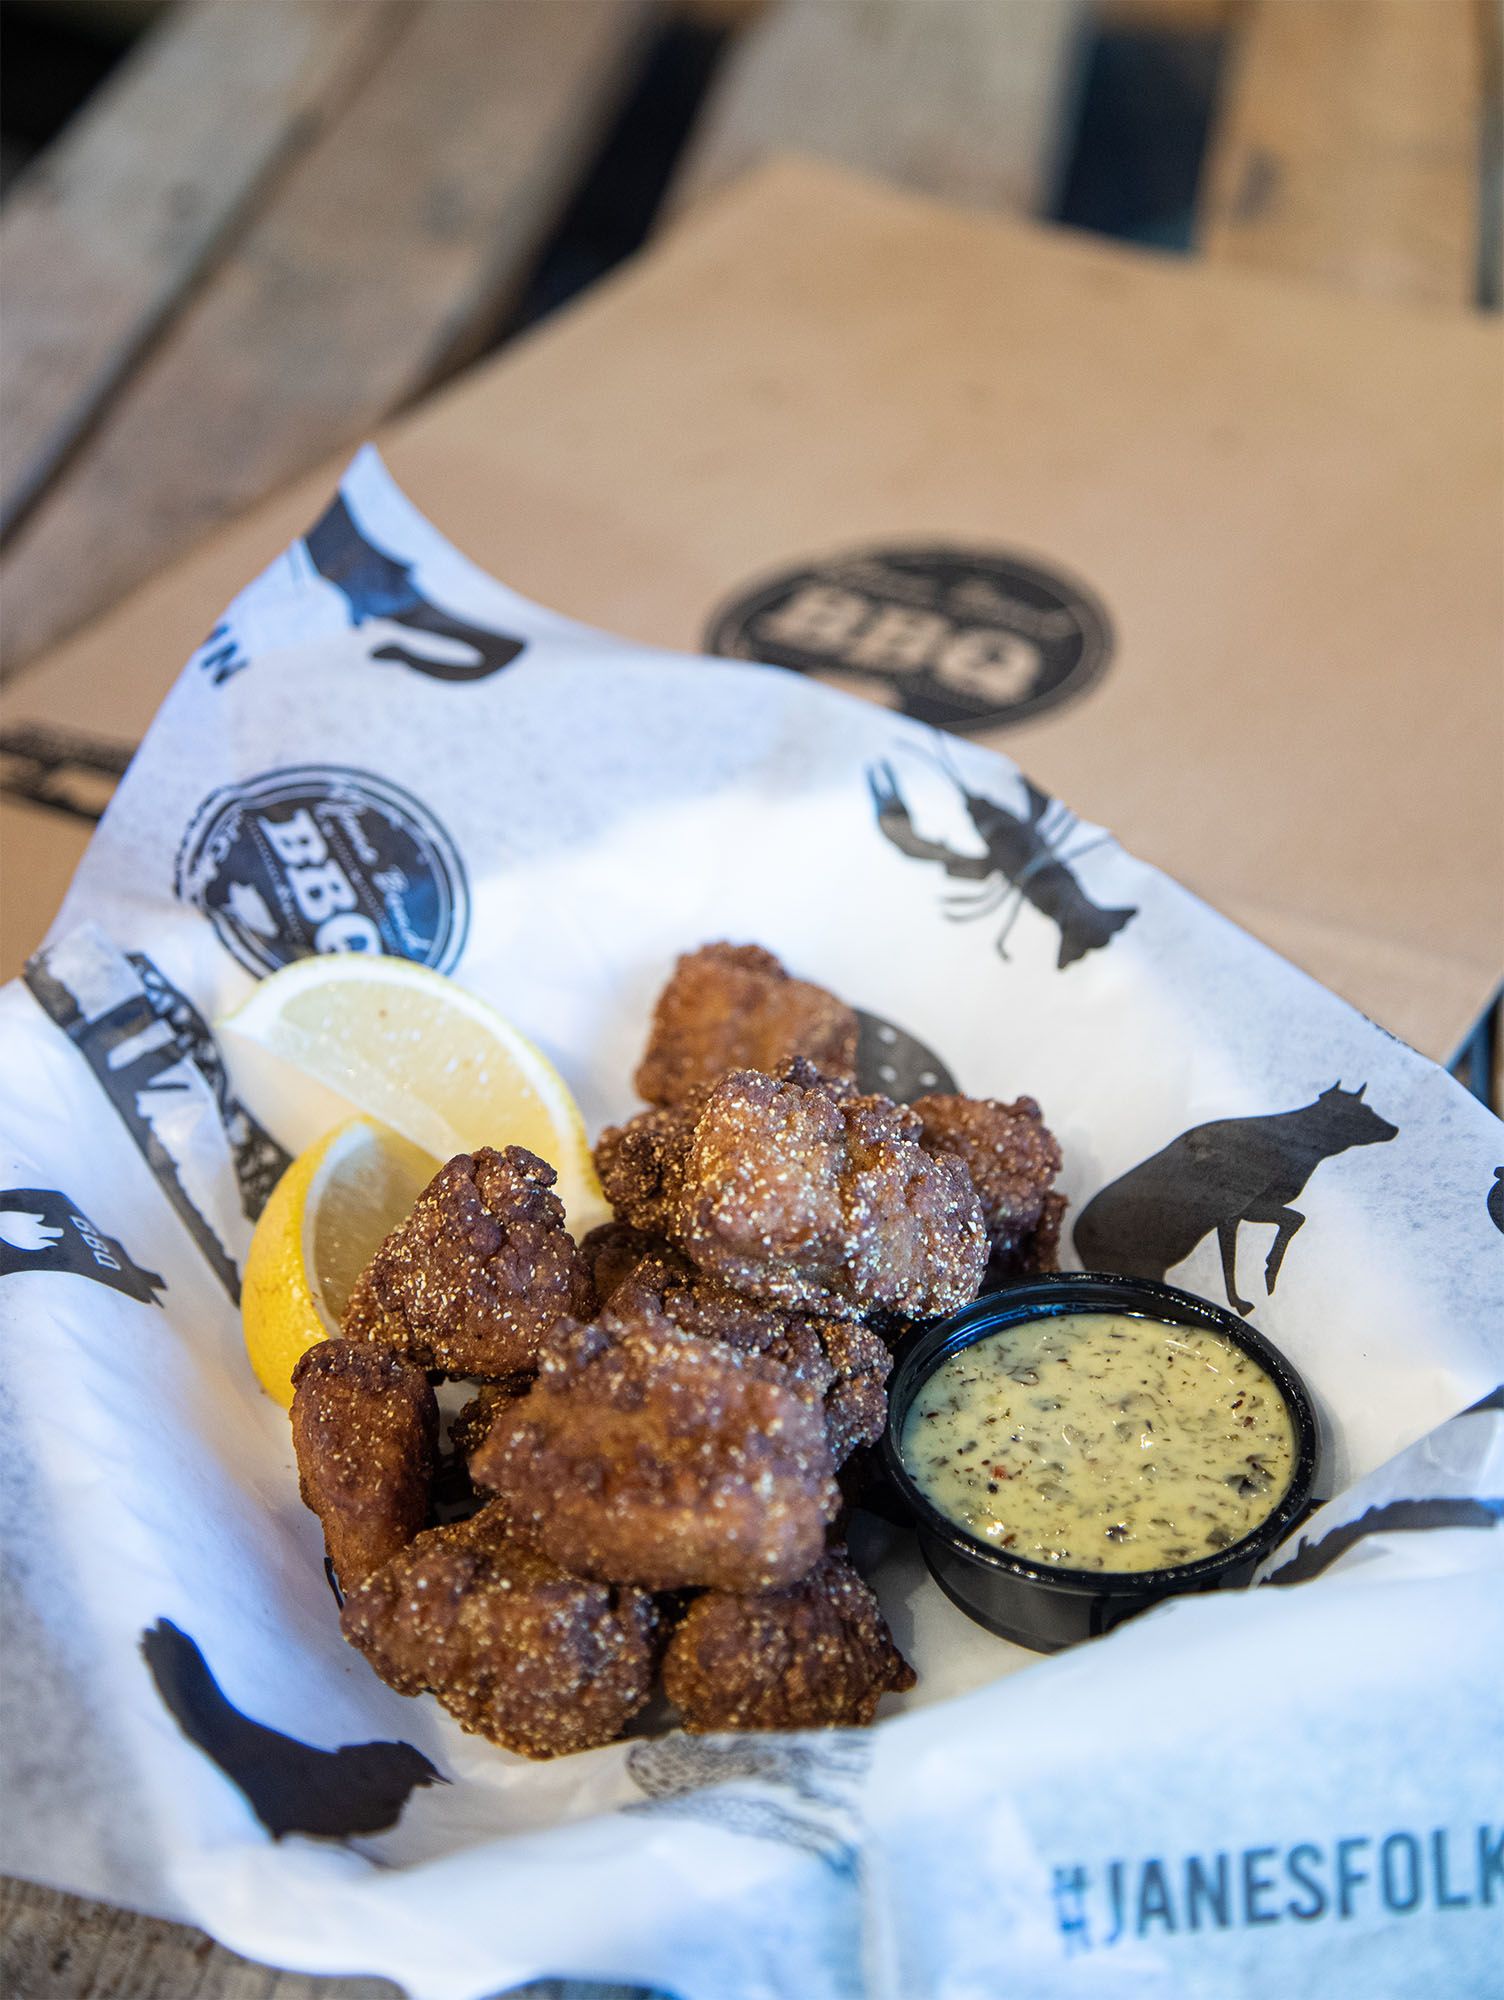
{"left": 625, "top": 1734, "right": 869, "bottom": 1876}
{"left": 0, "top": 1190, "right": 164, "bottom": 1304}
{"left": 175, "top": 765, "right": 469, "bottom": 978}
{"left": 1074, "top": 1084, "right": 1399, "bottom": 1315}
{"left": 195, "top": 618, "right": 248, "bottom": 687}
{"left": 854, "top": 1009, "right": 958, "bottom": 1101}
{"left": 1264, "top": 1496, "right": 1504, "bottom": 1587}
{"left": 869, "top": 748, "right": 1136, "bottom": 968}
{"left": 707, "top": 545, "right": 1111, "bottom": 733}
{"left": 1489, "top": 1168, "right": 1504, "bottom": 1235}
{"left": 0, "top": 723, "right": 134, "bottom": 823}
{"left": 141, "top": 1620, "right": 442, "bottom": 1840}
{"left": 305, "top": 493, "right": 526, "bottom": 681}
{"left": 124, "top": 954, "right": 291, "bottom": 1220}
{"left": 25, "top": 939, "right": 247, "bottom": 1299}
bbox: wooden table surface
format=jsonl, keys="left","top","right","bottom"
{"left": 0, "top": 1877, "right": 657, "bottom": 2000}
{"left": 2, "top": 2, "right": 1498, "bottom": 1994}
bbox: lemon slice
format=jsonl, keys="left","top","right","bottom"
{"left": 220, "top": 954, "right": 606, "bottom": 1230}
{"left": 242, "top": 1117, "right": 439, "bottom": 1407}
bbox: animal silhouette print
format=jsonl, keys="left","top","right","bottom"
{"left": 303, "top": 492, "right": 526, "bottom": 680}
{"left": 25, "top": 937, "right": 291, "bottom": 1301}
{"left": 1074, "top": 1084, "right": 1398, "bottom": 1315}
{"left": 1265, "top": 1495, "right": 1504, "bottom": 1587}
{"left": 869, "top": 744, "right": 1136, "bottom": 968}
{"left": 0, "top": 1189, "right": 164, "bottom": 1304}
{"left": 142, "top": 1620, "right": 441, "bottom": 1839}
{"left": 626, "top": 1732, "right": 869, "bottom": 1875}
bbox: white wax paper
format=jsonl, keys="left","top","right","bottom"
{"left": 2, "top": 451, "right": 1501, "bottom": 1998}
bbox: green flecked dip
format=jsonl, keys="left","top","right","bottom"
{"left": 901, "top": 1312, "right": 1296, "bottom": 1573}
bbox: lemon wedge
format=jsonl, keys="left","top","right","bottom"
{"left": 220, "top": 953, "right": 606, "bottom": 1230}
{"left": 242, "top": 1117, "right": 439, "bottom": 1407}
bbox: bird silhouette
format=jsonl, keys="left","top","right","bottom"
{"left": 142, "top": 1620, "right": 441, "bottom": 1840}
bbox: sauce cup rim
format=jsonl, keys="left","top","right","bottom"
{"left": 881, "top": 1271, "right": 1323, "bottom": 1599}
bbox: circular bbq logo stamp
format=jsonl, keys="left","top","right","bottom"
{"left": 175, "top": 765, "right": 468, "bottom": 977}
{"left": 706, "top": 545, "right": 1112, "bottom": 733}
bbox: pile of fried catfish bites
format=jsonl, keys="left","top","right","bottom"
{"left": 290, "top": 944, "right": 1065, "bottom": 1759}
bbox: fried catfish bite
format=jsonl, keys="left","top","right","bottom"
{"left": 577, "top": 1218, "right": 660, "bottom": 1303}
{"left": 342, "top": 1146, "right": 594, "bottom": 1377}
{"left": 913, "top": 1092, "right": 1066, "bottom": 1280}
{"left": 469, "top": 1308, "right": 839, "bottom": 1591}
{"left": 340, "top": 1501, "right": 657, "bottom": 1759}
{"left": 290, "top": 1340, "right": 438, "bottom": 1590}
{"left": 1022, "top": 1190, "right": 1067, "bottom": 1277}
{"left": 609, "top": 1060, "right": 987, "bottom": 1319}
{"left": 635, "top": 942, "right": 859, "bottom": 1107}
{"left": 447, "top": 1378, "right": 532, "bottom": 1462}
{"left": 662, "top": 1549, "right": 916, "bottom": 1732}
{"left": 592, "top": 1099, "right": 699, "bottom": 1239}
{"left": 610, "top": 1247, "right": 890, "bottom": 1463}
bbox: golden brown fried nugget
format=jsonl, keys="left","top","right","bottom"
{"left": 469, "top": 1309, "right": 839, "bottom": 1591}
{"left": 290, "top": 1341, "right": 438, "bottom": 1590}
{"left": 577, "top": 1219, "right": 660, "bottom": 1303}
{"left": 662, "top": 1061, "right": 987, "bottom": 1319}
{"left": 636, "top": 942, "right": 859, "bottom": 1107}
{"left": 1026, "top": 1190, "right": 1067, "bottom": 1275}
{"left": 611, "top": 1248, "right": 890, "bottom": 1464}
{"left": 913, "top": 1093, "right": 1066, "bottom": 1280}
{"left": 340, "top": 1502, "right": 657, "bottom": 1759}
{"left": 592, "top": 1099, "right": 698, "bottom": 1238}
{"left": 814, "top": 1320, "right": 894, "bottom": 1463}
{"left": 343, "top": 1146, "right": 594, "bottom": 1377}
{"left": 447, "top": 1378, "right": 532, "bottom": 1462}
{"left": 662, "top": 1550, "right": 916, "bottom": 1732}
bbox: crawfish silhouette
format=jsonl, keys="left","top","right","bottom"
{"left": 868, "top": 747, "right": 1137, "bottom": 967}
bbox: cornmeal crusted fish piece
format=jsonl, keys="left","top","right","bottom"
{"left": 342, "top": 1145, "right": 594, "bottom": 1377}
{"left": 340, "top": 1500, "right": 658, "bottom": 1759}
{"left": 597, "top": 1060, "right": 987, "bottom": 1319}
{"left": 290, "top": 1339, "right": 438, "bottom": 1590}
{"left": 912, "top": 1091, "right": 1066, "bottom": 1279}
{"left": 468, "top": 1306, "right": 839, "bottom": 1592}
{"left": 662, "top": 1549, "right": 915, "bottom": 1732}
{"left": 607, "top": 1244, "right": 891, "bottom": 1465}
{"left": 635, "top": 941, "right": 859, "bottom": 1107}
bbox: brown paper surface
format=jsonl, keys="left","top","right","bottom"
{"left": 3, "top": 158, "right": 1500, "bottom": 1057}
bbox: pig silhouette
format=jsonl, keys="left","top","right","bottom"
{"left": 1073, "top": 1084, "right": 1398, "bottom": 1314}
{"left": 0, "top": 1210, "right": 64, "bottom": 1255}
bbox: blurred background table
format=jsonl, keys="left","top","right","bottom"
{"left": 1, "top": 2, "right": 1500, "bottom": 1995}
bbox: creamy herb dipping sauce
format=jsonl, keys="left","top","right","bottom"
{"left": 901, "top": 1312, "right": 1295, "bottom": 1572}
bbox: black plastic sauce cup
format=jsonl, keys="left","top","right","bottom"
{"left": 881, "top": 1271, "right": 1323, "bottom": 1653}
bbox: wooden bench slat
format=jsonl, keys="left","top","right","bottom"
{"left": 0, "top": 0, "right": 402, "bottom": 548}
{"left": 1093, "top": 0, "right": 1234, "bottom": 28}
{"left": 0, "top": 0, "right": 649, "bottom": 678}
{"left": 1197, "top": 0, "right": 1483, "bottom": 308}
{"left": 0, "top": 1875, "right": 663, "bottom": 1999}
{"left": 667, "top": 0, "right": 1089, "bottom": 219}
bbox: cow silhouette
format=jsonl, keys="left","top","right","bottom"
{"left": 1074, "top": 1084, "right": 1398, "bottom": 1315}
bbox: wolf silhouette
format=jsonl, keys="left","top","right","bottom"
{"left": 1073, "top": 1084, "right": 1398, "bottom": 1315}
